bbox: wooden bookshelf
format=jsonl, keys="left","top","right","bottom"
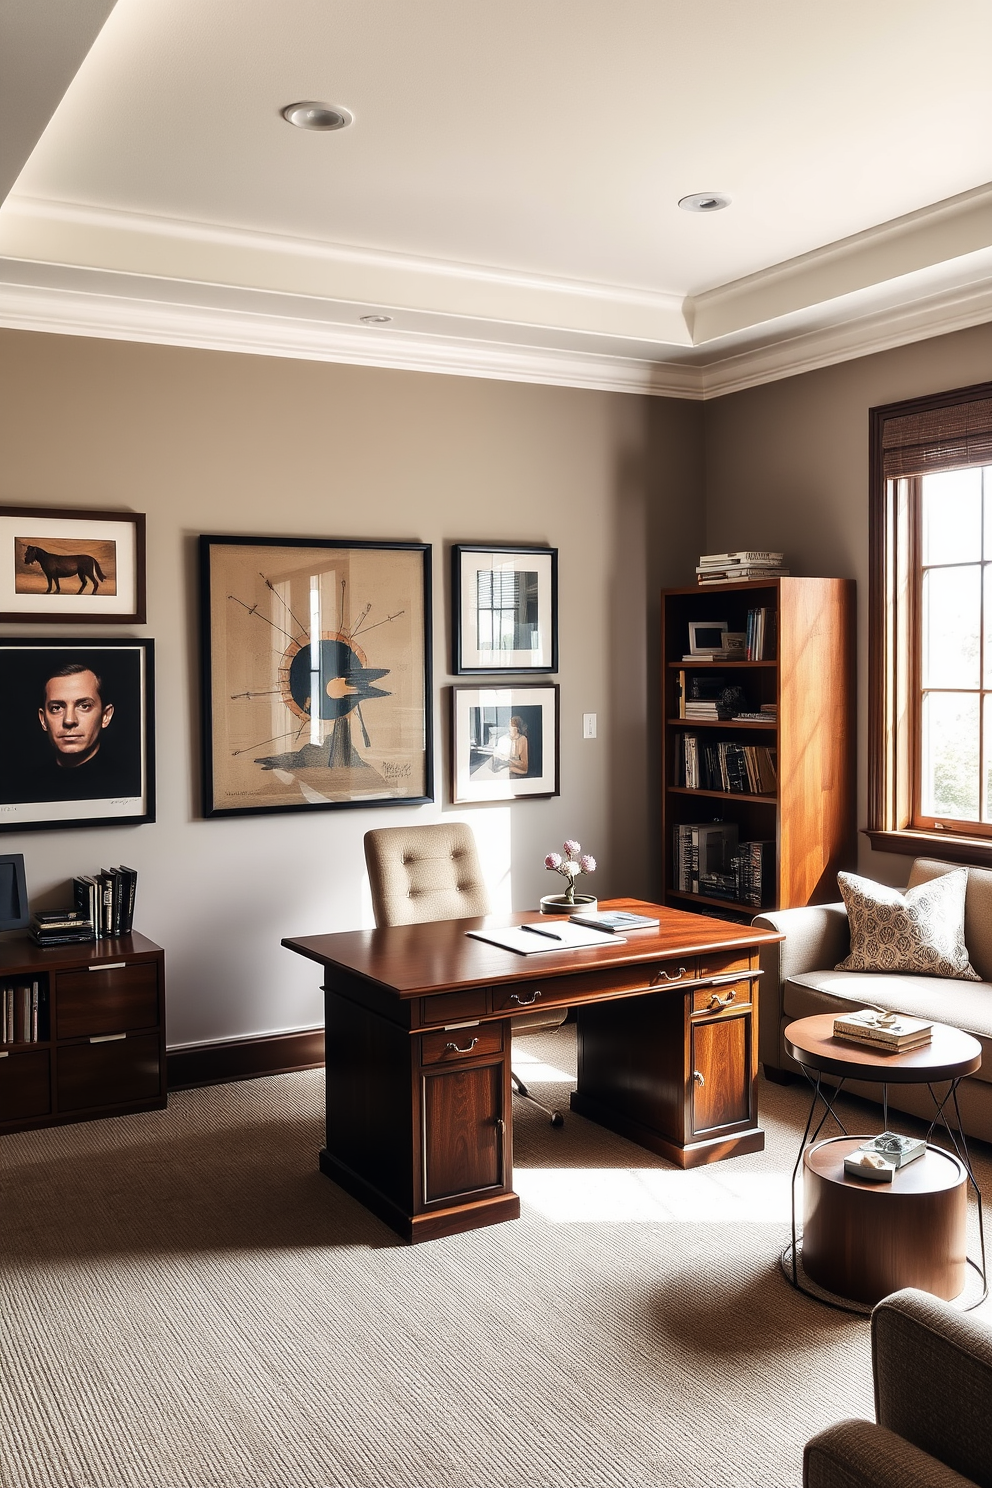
{"left": 662, "top": 577, "right": 856, "bottom": 919}
{"left": 0, "top": 932, "right": 165, "bottom": 1134}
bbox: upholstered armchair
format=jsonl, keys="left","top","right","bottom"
{"left": 804, "top": 1288, "right": 992, "bottom": 1488}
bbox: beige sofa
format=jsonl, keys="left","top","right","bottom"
{"left": 754, "top": 857, "right": 992, "bottom": 1143}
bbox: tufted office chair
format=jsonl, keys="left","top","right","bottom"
{"left": 363, "top": 821, "right": 565, "bottom": 1125}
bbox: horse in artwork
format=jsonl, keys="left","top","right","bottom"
{"left": 22, "top": 545, "right": 107, "bottom": 594}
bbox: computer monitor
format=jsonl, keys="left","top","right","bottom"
{"left": 0, "top": 854, "right": 29, "bottom": 932}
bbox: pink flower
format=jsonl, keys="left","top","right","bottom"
{"left": 563, "top": 839, "right": 581, "bottom": 857}
{"left": 544, "top": 852, "right": 563, "bottom": 870}
{"left": 580, "top": 855, "right": 597, "bottom": 873}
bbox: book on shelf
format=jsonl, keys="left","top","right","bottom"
{"left": 673, "top": 821, "right": 738, "bottom": 895}
{"left": 698, "top": 551, "right": 785, "bottom": 567}
{"left": 676, "top": 736, "right": 776, "bottom": 795}
{"left": 1, "top": 979, "right": 42, "bottom": 1043}
{"left": 833, "top": 1008, "right": 933, "bottom": 1052}
{"left": 745, "top": 606, "right": 776, "bottom": 660}
{"left": 71, "top": 865, "right": 138, "bottom": 938}
{"left": 570, "top": 910, "right": 660, "bottom": 932}
{"left": 698, "top": 569, "right": 789, "bottom": 585}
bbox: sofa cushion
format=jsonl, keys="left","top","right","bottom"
{"left": 784, "top": 969, "right": 992, "bottom": 1085}
{"left": 909, "top": 858, "right": 992, "bottom": 984}
{"left": 835, "top": 869, "right": 979, "bottom": 981}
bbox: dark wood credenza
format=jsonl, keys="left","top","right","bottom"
{"left": 0, "top": 932, "right": 166, "bottom": 1134}
{"left": 283, "top": 899, "right": 783, "bottom": 1243}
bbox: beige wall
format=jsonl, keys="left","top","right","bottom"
{"left": 0, "top": 329, "right": 703, "bottom": 1047}
{"left": 702, "top": 319, "right": 992, "bottom": 887}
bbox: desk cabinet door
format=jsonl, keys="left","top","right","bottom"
{"left": 690, "top": 1011, "right": 752, "bottom": 1136}
{"left": 422, "top": 1063, "right": 505, "bottom": 1205}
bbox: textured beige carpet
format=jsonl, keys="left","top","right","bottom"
{"left": 2, "top": 1028, "right": 989, "bottom": 1488}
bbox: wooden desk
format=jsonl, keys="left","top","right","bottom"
{"left": 283, "top": 899, "right": 783, "bottom": 1243}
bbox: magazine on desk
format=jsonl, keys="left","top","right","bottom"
{"left": 466, "top": 921, "right": 625, "bottom": 955}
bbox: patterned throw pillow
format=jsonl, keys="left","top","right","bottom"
{"left": 835, "top": 868, "right": 979, "bottom": 979}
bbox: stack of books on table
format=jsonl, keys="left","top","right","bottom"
{"left": 31, "top": 909, "right": 94, "bottom": 947}
{"left": 832, "top": 1008, "right": 933, "bottom": 1052}
{"left": 696, "top": 552, "right": 788, "bottom": 585}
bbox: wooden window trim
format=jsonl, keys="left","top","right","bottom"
{"left": 868, "top": 380, "right": 992, "bottom": 865}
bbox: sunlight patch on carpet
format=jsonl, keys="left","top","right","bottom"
{"left": 515, "top": 1167, "right": 792, "bottom": 1223}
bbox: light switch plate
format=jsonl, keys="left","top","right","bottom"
{"left": 583, "top": 713, "right": 597, "bottom": 739}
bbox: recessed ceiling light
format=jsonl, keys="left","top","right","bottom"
{"left": 359, "top": 314, "right": 393, "bottom": 325}
{"left": 281, "top": 101, "right": 353, "bottom": 132}
{"left": 678, "top": 192, "right": 731, "bottom": 213}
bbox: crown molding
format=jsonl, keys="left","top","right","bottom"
{"left": 0, "top": 254, "right": 991, "bottom": 400}
{"left": 0, "top": 275, "right": 706, "bottom": 398}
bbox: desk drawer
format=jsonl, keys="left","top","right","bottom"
{"left": 698, "top": 951, "right": 754, "bottom": 980}
{"left": 692, "top": 979, "right": 751, "bottom": 1015}
{"left": 419, "top": 988, "right": 488, "bottom": 1027}
{"left": 420, "top": 1025, "right": 504, "bottom": 1066}
{"left": 489, "top": 958, "right": 697, "bottom": 1015}
{"left": 55, "top": 960, "right": 159, "bottom": 1039}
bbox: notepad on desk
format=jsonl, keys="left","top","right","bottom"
{"left": 466, "top": 921, "right": 626, "bottom": 955}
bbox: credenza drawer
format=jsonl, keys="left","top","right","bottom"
{"left": 56, "top": 1032, "right": 162, "bottom": 1112}
{"left": 0, "top": 1047, "right": 51, "bottom": 1122}
{"left": 420, "top": 1025, "right": 504, "bottom": 1066}
{"left": 55, "top": 960, "right": 159, "bottom": 1039}
{"left": 489, "top": 958, "right": 697, "bottom": 1014}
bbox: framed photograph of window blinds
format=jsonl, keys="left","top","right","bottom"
{"left": 452, "top": 545, "right": 557, "bottom": 674}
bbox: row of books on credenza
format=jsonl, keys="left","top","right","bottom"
{"left": 31, "top": 865, "right": 139, "bottom": 946}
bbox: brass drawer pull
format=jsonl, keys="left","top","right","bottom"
{"left": 89, "top": 1033, "right": 126, "bottom": 1044}
{"left": 509, "top": 990, "right": 542, "bottom": 1006}
{"left": 708, "top": 989, "right": 736, "bottom": 1010}
{"left": 693, "top": 1070, "right": 705, "bottom": 1087}
{"left": 444, "top": 1037, "right": 479, "bottom": 1054}
{"left": 651, "top": 966, "right": 687, "bottom": 985}
{"left": 89, "top": 962, "right": 126, "bottom": 972}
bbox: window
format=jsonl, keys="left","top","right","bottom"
{"left": 869, "top": 382, "right": 992, "bottom": 862}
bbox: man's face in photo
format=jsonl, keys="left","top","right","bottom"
{"left": 39, "top": 669, "right": 114, "bottom": 767}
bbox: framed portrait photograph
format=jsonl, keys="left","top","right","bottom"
{"left": 452, "top": 545, "right": 557, "bottom": 673}
{"left": 200, "top": 536, "right": 433, "bottom": 818}
{"left": 0, "top": 507, "right": 146, "bottom": 624}
{"left": 0, "top": 638, "right": 155, "bottom": 832}
{"left": 451, "top": 683, "right": 559, "bottom": 803}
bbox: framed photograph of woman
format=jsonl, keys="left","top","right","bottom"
{"left": 0, "top": 638, "right": 155, "bottom": 831}
{"left": 200, "top": 535, "right": 433, "bottom": 817}
{"left": 0, "top": 507, "right": 146, "bottom": 624}
{"left": 451, "top": 683, "right": 559, "bottom": 803}
{"left": 452, "top": 545, "right": 557, "bottom": 674}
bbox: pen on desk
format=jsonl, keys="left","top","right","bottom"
{"left": 521, "top": 924, "right": 563, "bottom": 941}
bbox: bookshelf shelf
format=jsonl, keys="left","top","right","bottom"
{"left": 669, "top": 786, "right": 776, "bottom": 805}
{"left": 666, "top": 717, "right": 777, "bottom": 731}
{"left": 662, "top": 576, "right": 856, "bottom": 920}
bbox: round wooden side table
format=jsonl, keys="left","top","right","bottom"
{"left": 802, "top": 1135, "right": 967, "bottom": 1304}
{"left": 782, "top": 1012, "right": 985, "bottom": 1311}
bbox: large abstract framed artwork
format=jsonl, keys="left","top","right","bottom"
{"left": 451, "top": 683, "right": 559, "bottom": 803}
{"left": 452, "top": 545, "right": 557, "bottom": 674}
{"left": 0, "top": 507, "right": 146, "bottom": 624}
{"left": 0, "top": 638, "right": 155, "bottom": 831}
{"left": 200, "top": 536, "right": 433, "bottom": 817}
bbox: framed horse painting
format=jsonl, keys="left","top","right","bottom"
{"left": 0, "top": 507, "right": 146, "bottom": 623}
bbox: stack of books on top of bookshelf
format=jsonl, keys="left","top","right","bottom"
{"left": 696, "top": 552, "right": 788, "bottom": 585}
{"left": 30, "top": 866, "right": 139, "bottom": 946}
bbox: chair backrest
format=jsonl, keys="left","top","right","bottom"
{"left": 364, "top": 821, "right": 492, "bottom": 928}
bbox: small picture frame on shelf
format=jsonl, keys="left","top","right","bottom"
{"left": 451, "top": 683, "right": 559, "bottom": 803}
{"left": 0, "top": 506, "right": 146, "bottom": 624}
{"left": 687, "top": 620, "right": 728, "bottom": 657}
{"left": 0, "top": 637, "right": 155, "bottom": 832}
{"left": 452, "top": 545, "right": 557, "bottom": 674}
